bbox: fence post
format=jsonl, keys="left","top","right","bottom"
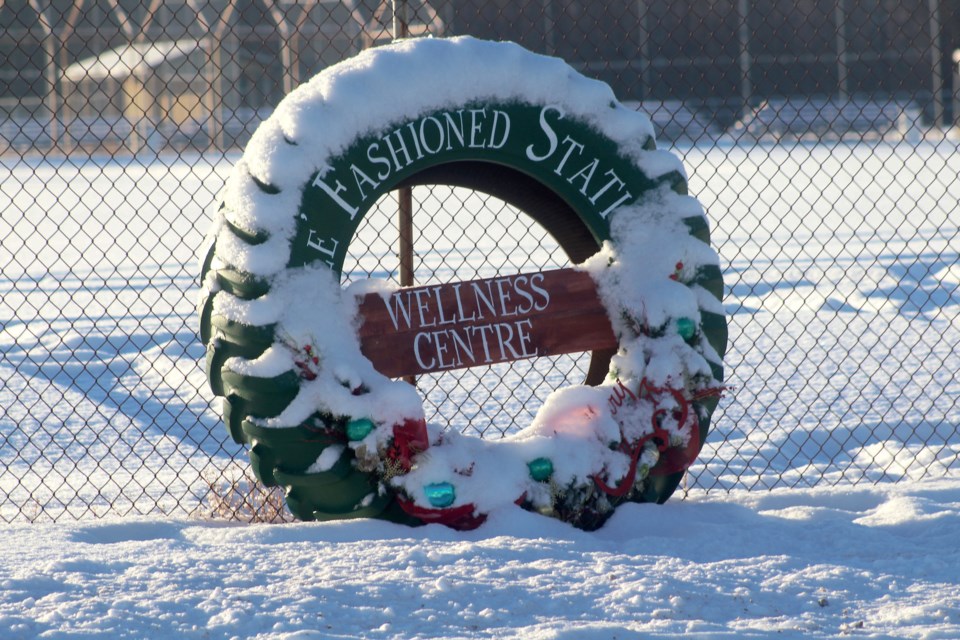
{"left": 928, "top": 0, "right": 944, "bottom": 128}
{"left": 268, "top": 6, "right": 296, "bottom": 96}
{"left": 737, "top": 0, "right": 752, "bottom": 110}
{"left": 187, "top": 0, "right": 227, "bottom": 152}
{"left": 637, "top": 0, "right": 651, "bottom": 99}
{"left": 392, "top": 0, "right": 413, "bottom": 290}
{"left": 27, "top": 0, "right": 60, "bottom": 150}
{"left": 835, "top": 0, "right": 848, "bottom": 100}
{"left": 392, "top": 0, "right": 416, "bottom": 386}
{"left": 543, "top": 0, "right": 556, "bottom": 55}
{"left": 953, "top": 49, "right": 960, "bottom": 131}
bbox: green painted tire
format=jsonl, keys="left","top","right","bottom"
{"left": 199, "top": 38, "right": 726, "bottom": 525}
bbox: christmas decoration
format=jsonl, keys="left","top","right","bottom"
{"left": 346, "top": 418, "right": 375, "bottom": 442}
{"left": 424, "top": 483, "right": 457, "bottom": 508}
{"left": 199, "top": 36, "right": 728, "bottom": 531}
{"left": 676, "top": 317, "right": 696, "bottom": 341}
{"left": 527, "top": 458, "right": 554, "bottom": 482}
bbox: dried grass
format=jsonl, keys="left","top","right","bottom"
{"left": 200, "top": 468, "right": 295, "bottom": 524}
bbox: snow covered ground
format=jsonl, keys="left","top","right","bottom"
{"left": 1, "top": 135, "right": 959, "bottom": 637}
{"left": 1, "top": 479, "right": 959, "bottom": 638}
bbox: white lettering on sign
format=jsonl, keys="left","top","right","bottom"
{"left": 525, "top": 105, "right": 562, "bottom": 162}
{"left": 382, "top": 273, "right": 551, "bottom": 372}
{"left": 356, "top": 108, "right": 512, "bottom": 187}
{"left": 311, "top": 170, "right": 359, "bottom": 219}
{"left": 349, "top": 164, "right": 380, "bottom": 200}
{"left": 488, "top": 110, "right": 511, "bottom": 149}
{"left": 305, "top": 231, "right": 339, "bottom": 267}
{"left": 525, "top": 105, "right": 634, "bottom": 219}
{"left": 412, "top": 320, "right": 538, "bottom": 370}
{"left": 312, "top": 105, "right": 636, "bottom": 229}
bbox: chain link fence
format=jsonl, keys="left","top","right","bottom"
{"left": 2, "top": 0, "right": 959, "bottom": 522}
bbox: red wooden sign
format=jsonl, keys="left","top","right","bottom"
{"left": 357, "top": 268, "right": 617, "bottom": 378}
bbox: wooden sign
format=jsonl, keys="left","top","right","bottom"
{"left": 357, "top": 268, "right": 617, "bottom": 378}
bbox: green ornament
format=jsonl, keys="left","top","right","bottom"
{"left": 345, "top": 418, "right": 375, "bottom": 441}
{"left": 527, "top": 457, "right": 554, "bottom": 482}
{"left": 676, "top": 317, "right": 696, "bottom": 341}
{"left": 424, "top": 482, "right": 456, "bottom": 508}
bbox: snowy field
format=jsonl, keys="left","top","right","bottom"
{"left": 0, "top": 479, "right": 958, "bottom": 639}
{"left": 1, "top": 137, "right": 959, "bottom": 637}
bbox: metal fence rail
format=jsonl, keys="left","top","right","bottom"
{"left": 1, "top": 0, "right": 959, "bottom": 522}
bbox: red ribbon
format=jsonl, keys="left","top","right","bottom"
{"left": 396, "top": 496, "right": 487, "bottom": 530}
{"left": 387, "top": 418, "right": 429, "bottom": 473}
{"left": 594, "top": 379, "right": 702, "bottom": 496}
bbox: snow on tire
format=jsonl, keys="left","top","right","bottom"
{"left": 199, "top": 37, "right": 727, "bottom": 528}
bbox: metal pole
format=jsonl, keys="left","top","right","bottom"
{"left": 211, "top": 40, "right": 226, "bottom": 151}
{"left": 637, "top": 0, "right": 651, "bottom": 99}
{"left": 953, "top": 49, "right": 960, "bottom": 131}
{"left": 392, "top": 0, "right": 409, "bottom": 44}
{"left": 187, "top": 0, "right": 225, "bottom": 152}
{"left": 398, "top": 185, "right": 414, "bottom": 288}
{"left": 41, "top": 31, "right": 60, "bottom": 151}
{"left": 393, "top": 0, "right": 413, "bottom": 289}
{"left": 737, "top": 0, "right": 752, "bottom": 111}
{"left": 28, "top": 0, "right": 60, "bottom": 150}
{"left": 393, "top": 0, "right": 416, "bottom": 385}
{"left": 928, "top": 0, "right": 944, "bottom": 128}
{"left": 543, "top": 0, "right": 556, "bottom": 56}
{"left": 835, "top": 0, "right": 848, "bottom": 101}
{"left": 280, "top": 32, "right": 296, "bottom": 96}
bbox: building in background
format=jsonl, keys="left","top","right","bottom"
{"left": 1, "top": 0, "right": 957, "bottom": 151}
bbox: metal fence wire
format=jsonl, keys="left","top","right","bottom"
{"left": 2, "top": 0, "right": 959, "bottom": 523}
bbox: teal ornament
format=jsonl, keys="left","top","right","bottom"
{"left": 527, "top": 457, "right": 554, "bottom": 482}
{"left": 424, "top": 482, "right": 456, "bottom": 508}
{"left": 676, "top": 317, "right": 696, "bottom": 341}
{"left": 345, "top": 418, "right": 375, "bottom": 441}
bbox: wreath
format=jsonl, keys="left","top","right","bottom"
{"left": 199, "top": 36, "right": 727, "bottom": 531}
